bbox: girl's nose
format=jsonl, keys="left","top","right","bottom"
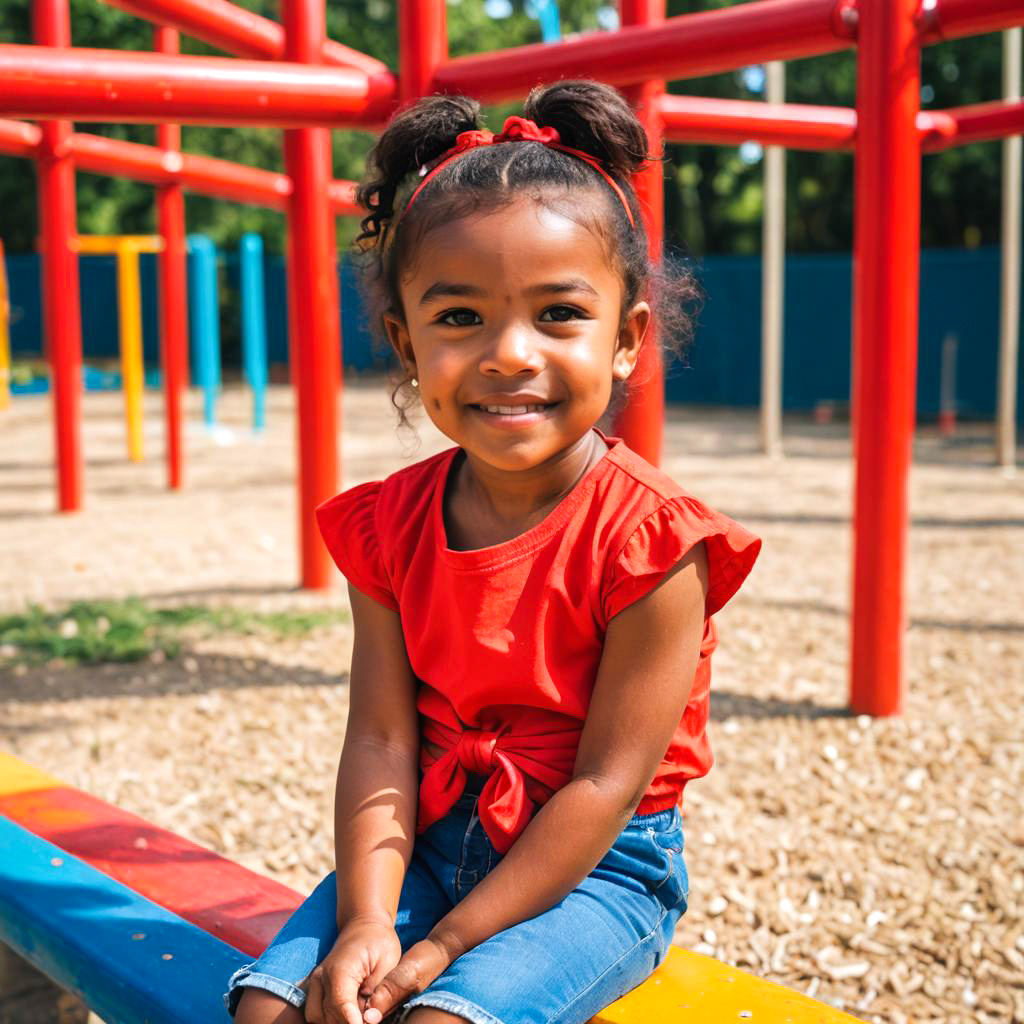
{"left": 479, "top": 324, "right": 544, "bottom": 376}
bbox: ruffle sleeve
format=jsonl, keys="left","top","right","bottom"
{"left": 603, "top": 495, "right": 761, "bottom": 624}
{"left": 315, "top": 481, "right": 398, "bottom": 611}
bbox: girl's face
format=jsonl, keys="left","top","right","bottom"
{"left": 384, "top": 194, "right": 650, "bottom": 473}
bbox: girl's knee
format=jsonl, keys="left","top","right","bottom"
{"left": 233, "top": 986, "right": 306, "bottom": 1024}
{"left": 404, "top": 1010, "right": 472, "bottom": 1024}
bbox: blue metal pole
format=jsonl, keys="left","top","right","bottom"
{"left": 185, "top": 234, "right": 219, "bottom": 428}
{"left": 238, "top": 233, "right": 267, "bottom": 431}
{"left": 534, "top": 0, "right": 561, "bottom": 42}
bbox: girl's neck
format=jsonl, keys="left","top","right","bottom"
{"left": 448, "top": 430, "right": 608, "bottom": 546}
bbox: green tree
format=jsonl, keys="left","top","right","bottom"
{"left": 0, "top": 0, "right": 1009, "bottom": 257}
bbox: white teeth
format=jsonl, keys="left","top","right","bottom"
{"left": 480, "top": 404, "right": 548, "bottom": 415}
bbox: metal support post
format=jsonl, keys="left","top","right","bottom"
{"left": 761, "top": 61, "right": 786, "bottom": 458}
{"left": 849, "top": 0, "right": 922, "bottom": 716}
{"left": 997, "top": 28, "right": 1022, "bottom": 470}
{"left": 399, "top": 0, "right": 447, "bottom": 103}
{"left": 155, "top": 26, "right": 188, "bottom": 489}
{"left": 239, "top": 233, "right": 268, "bottom": 432}
{"left": 186, "top": 234, "right": 220, "bottom": 429}
{"left": 616, "top": 0, "right": 665, "bottom": 466}
{"left": 0, "top": 239, "right": 10, "bottom": 410}
{"left": 115, "top": 241, "right": 146, "bottom": 461}
{"left": 282, "top": 0, "right": 341, "bottom": 589}
{"left": 33, "top": 0, "right": 83, "bottom": 511}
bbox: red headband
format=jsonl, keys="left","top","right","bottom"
{"left": 397, "top": 115, "right": 636, "bottom": 229}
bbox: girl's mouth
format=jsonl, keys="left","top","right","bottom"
{"left": 469, "top": 402, "right": 560, "bottom": 425}
{"left": 478, "top": 403, "right": 549, "bottom": 415}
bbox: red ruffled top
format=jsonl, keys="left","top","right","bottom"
{"left": 315, "top": 429, "right": 761, "bottom": 853}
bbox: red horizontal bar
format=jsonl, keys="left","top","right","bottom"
{"left": 328, "top": 178, "right": 359, "bottom": 216}
{"left": 921, "top": 0, "right": 1024, "bottom": 43}
{"left": 0, "top": 118, "right": 361, "bottom": 215}
{"left": 0, "top": 44, "right": 393, "bottom": 127}
{"left": 432, "top": 0, "right": 852, "bottom": 100}
{"left": 0, "top": 784, "right": 300, "bottom": 956}
{"left": 921, "top": 99, "right": 1024, "bottom": 152}
{"left": 0, "top": 117, "right": 41, "bottom": 157}
{"left": 102, "top": 0, "right": 394, "bottom": 80}
{"left": 660, "top": 94, "right": 856, "bottom": 150}
{"left": 71, "top": 132, "right": 292, "bottom": 206}
{"left": 660, "top": 96, "right": 1024, "bottom": 154}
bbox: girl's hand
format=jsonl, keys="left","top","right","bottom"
{"left": 302, "top": 917, "right": 402, "bottom": 1024}
{"left": 362, "top": 936, "right": 456, "bottom": 1022}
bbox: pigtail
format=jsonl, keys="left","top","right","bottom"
{"left": 523, "top": 80, "right": 650, "bottom": 180}
{"left": 356, "top": 94, "right": 483, "bottom": 245}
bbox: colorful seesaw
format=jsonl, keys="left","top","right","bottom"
{"left": 0, "top": 752, "right": 860, "bottom": 1023}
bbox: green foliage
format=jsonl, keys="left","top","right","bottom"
{"left": 0, "top": 598, "right": 348, "bottom": 667}
{"left": 0, "top": 0, "right": 1009, "bottom": 257}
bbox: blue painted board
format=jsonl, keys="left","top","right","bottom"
{"left": 0, "top": 817, "right": 245, "bottom": 1024}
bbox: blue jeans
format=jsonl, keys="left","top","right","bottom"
{"left": 224, "top": 780, "right": 688, "bottom": 1024}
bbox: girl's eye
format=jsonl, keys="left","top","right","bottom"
{"left": 438, "top": 308, "right": 481, "bottom": 327}
{"left": 539, "top": 305, "right": 585, "bottom": 323}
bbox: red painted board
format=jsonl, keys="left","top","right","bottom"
{"left": 0, "top": 785, "right": 301, "bottom": 957}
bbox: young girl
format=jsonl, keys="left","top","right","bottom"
{"left": 226, "top": 80, "right": 760, "bottom": 1024}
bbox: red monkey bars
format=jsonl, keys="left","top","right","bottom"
{"left": 1, "top": 0, "right": 1023, "bottom": 716}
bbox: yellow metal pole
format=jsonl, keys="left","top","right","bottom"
{"left": 73, "top": 236, "right": 162, "bottom": 460}
{"left": 0, "top": 239, "right": 10, "bottom": 411}
{"left": 116, "top": 241, "right": 145, "bottom": 462}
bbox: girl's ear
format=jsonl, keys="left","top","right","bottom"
{"left": 383, "top": 313, "right": 417, "bottom": 380}
{"left": 612, "top": 300, "right": 651, "bottom": 381}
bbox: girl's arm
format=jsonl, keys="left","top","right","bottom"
{"left": 363, "top": 542, "right": 710, "bottom": 1023}
{"left": 333, "top": 584, "right": 420, "bottom": 926}
{"left": 303, "top": 584, "right": 420, "bottom": 1024}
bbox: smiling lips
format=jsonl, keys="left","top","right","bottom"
{"left": 478, "top": 403, "right": 550, "bottom": 416}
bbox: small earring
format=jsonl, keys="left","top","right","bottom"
{"left": 410, "top": 377, "right": 419, "bottom": 388}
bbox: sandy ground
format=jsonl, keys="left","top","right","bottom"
{"left": 1, "top": 381, "right": 1022, "bottom": 1024}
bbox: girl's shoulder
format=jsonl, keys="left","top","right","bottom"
{"left": 597, "top": 434, "right": 762, "bottom": 622}
{"left": 314, "top": 447, "right": 456, "bottom": 609}
{"left": 598, "top": 433, "right": 724, "bottom": 531}
{"left": 316, "top": 446, "right": 454, "bottom": 530}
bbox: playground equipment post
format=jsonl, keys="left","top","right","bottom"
{"left": 155, "top": 24, "right": 188, "bottom": 491}
{"left": 34, "top": 0, "right": 84, "bottom": 512}
{"left": 282, "top": 0, "right": 342, "bottom": 590}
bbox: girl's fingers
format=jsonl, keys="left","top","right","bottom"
{"left": 341, "top": 1001, "right": 365, "bottom": 1024}
{"left": 366, "top": 951, "right": 433, "bottom": 1020}
{"left": 303, "top": 970, "right": 324, "bottom": 1023}
{"left": 325, "top": 965, "right": 371, "bottom": 1024}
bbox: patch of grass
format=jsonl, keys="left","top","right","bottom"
{"left": 0, "top": 598, "right": 347, "bottom": 668}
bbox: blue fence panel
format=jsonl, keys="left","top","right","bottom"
{"left": 5, "top": 247, "right": 1023, "bottom": 422}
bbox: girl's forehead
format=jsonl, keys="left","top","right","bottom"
{"left": 401, "top": 195, "right": 618, "bottom": 289}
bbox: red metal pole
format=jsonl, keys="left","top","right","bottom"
{"left": 0, "top": 44, "right": 392, "bottom": 127}
{"left": 659, "top": 94, "right": 857, "bottom": 151}
{"left": 103, "top": 0, "right": 393, "bottom": 79}
{"left": 0, "top": 119, "right": 362, "bottom": 215}
{"left": 920, "top": 0, "right": 1024, "bottom": 43}
{"left": 0, "top": 119, "right": 42, "bottom": 157}
{"left": 155, "top": 26, "right": 187, "bottom": 491}
{"left": 432, "top": 0, "right": 853, "bottom": 102}
{"left": 33, "top": 0, "right": 82, "bottom": 513}
{"left": 68, "top": 132, "right": 293, "bottom": 205}
{"left": 282, "top": 0, "right": 341, "bottom": 590}
{"left": 398, "top": 0, "right": 447, "bottom": 104}
{"left": 920, "top": 99, "right": 1024, "bottom": 152}
{"left": 849, "top": 0, "right": 922, "bottom": 717}
{"left": 614, "top": 0, "right": 665, "bottom": 466}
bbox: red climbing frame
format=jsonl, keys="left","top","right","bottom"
{"left": 0, "top": 0, "right": 1022, "bottom": 714}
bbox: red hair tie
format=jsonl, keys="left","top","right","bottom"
{"left": 398, "top": 115, "right": 636, "bottom": 229}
